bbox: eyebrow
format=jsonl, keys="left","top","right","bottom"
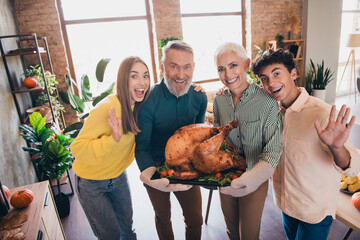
{"left": 271, "top": 67, "right": 281, "bottom": 73}
{"left": 130, "top": 70, "right": 149, "bottom": 74}
{"left": 259, "top": 67, "right": 281, "bottom": 77}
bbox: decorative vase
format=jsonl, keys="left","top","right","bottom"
{"left": 312, "top": 89, "right": 326, "bottom": 101}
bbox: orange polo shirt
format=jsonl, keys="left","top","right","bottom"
{"left": 273, "top": 88, "right": 360, "bottom": 223}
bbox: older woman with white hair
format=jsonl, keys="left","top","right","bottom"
{"left": 213, "top": 42, "right": 282, "bottom": 239}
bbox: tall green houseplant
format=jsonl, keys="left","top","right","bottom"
{"left": 309, "top": 59, "right": 334, "bottom": 90}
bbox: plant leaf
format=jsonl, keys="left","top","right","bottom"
{"left": 105, "top": 82, "right": 115, "bottom": 94}
{"left": 59, "top": 91, "right": 70, "bottom": 104}
{"left": 63, "top": 122, "right": 84, "bottom": 138}
{"left": 95, "top": 58, "right": 111, "bottom": 82}
{"left": 68, "top": 93, "right": 86, "bottom": 113}
{"left": 78, "top": 113, "right": 89, "bottom": 119}
{"left": 92, "top": 92, "right": 110, "bottom": 106}
{"left": 81, "top": 74, "right": 93, "bottom": 101}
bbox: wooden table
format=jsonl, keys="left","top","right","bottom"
{"left": 0, "top": 181, "right": 65, "bottom": 239}
{"left": 336, "top": 191, "right": 360, "bottom": 239}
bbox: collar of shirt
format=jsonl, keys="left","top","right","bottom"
{"left": 280, "top": 87, "right": 309, "bottom": 114}
{"left": 224, "top": 83, "right": 257, "bottom": 102}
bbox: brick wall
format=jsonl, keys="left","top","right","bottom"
{"left": 12, "top": 0, "right": 302, "bottom": 124}
{"left": 151, "top": 0, "right": 183, "bottom": 67}
{"left": 250, "top": 0, "right": 303, "bottom": 59}
{"left": 13, "top": 0, "right": 78, "bottom": 125}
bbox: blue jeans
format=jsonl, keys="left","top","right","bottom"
{"left": 75, "top": 171, "right": 136, "bottom": 240}
{"left": 282, "top": 212, "right": 333, "bottom": 240}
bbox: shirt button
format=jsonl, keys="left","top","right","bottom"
{"left": 237, "top": 135, "right": 240, "bottom": 138}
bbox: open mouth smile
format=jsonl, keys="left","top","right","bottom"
{"left": 271, "top": 86, "right": 283, "bottom": 94}
{"left": 134, "top": 88, "right": 145, "bottom": 98}
{"left": 226, "top": 77, "right": 239, "bottom": 84}
{"left": 226, "top": 77, "right": 238, "bottom": 84}
{"left": 174, "top": 79, "right": 185, "bottom": 84}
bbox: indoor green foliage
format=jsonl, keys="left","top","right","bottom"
{"left": 19, "top": 112, "right": 74, "bottom": 180}
{"left": 304, "top": 70, "right": 313, "bottom": 94}
{"left": 159, "top": 36, "right": 183, "bottom": 50}
{"left": 158, "top": 37, "right": 183, "bottom": 59}
{"left": 24, "top": 64, "right": 42, "bottom": 78}
{"left": 275, "top": 34, "right": 285, "bottom": 49}
{"left": 309, "top": 59, "right": 334, "bottom": 90}
{"left": 24, "top": 65, "right": 65, "bottom": 120}
{"left": 247, "top": 70, "right": 262, "bottom": 87}
{"left": 60, "top": 58, "right": 114, "bottom": 137}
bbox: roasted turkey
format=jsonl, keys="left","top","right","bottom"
{"left": 165, "top": 120, "right": 247, "bottom": 180}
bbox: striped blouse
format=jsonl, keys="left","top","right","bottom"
{"left": 213, "top": 83, "right": 282, "bottom": 170}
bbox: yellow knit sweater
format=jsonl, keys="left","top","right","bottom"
{"left": 71, "top": 95, "right": 135, "bottom": 180}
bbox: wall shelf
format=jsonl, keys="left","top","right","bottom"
{"left": 12, "top": 86, "right": 44, "bottom": 94}
{"left": 0, "top": 33, "right": 65, "bottom": 128}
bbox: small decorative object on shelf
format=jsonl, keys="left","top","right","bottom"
{"left": 23, "top": 77, "right": 38, "bottom": 88}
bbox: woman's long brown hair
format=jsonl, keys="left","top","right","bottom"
{"left": 116, "top": 56, "right": 150, "bottom": 134}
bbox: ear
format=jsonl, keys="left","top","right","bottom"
{"left": 161, "top": 62, "right": 165, "bottom": 74}
{"left": 290, "top": 68, "right": 297, "bottom": 80}
{"left": 245, "top": 58, "right": 251, "bottom": 71}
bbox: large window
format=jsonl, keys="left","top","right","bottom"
{"left": 180, "top": 0, "right": 244, "bottom": 91}
{"left": 337, "top": 0, "right": 360, "bottom": 96}
{"left": 58, "top": 0, "right": 156, "bottom": 96}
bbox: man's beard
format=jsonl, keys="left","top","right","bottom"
{"left": 164, "top": 75, "right": 192, "bottom": 98}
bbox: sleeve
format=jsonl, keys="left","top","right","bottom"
{"left": 341, "top": 140, "right": 360, "bottom": 177}
{"left": 135, "top": 101, "right": 156, "bottom": 172}
{"left": 258, "top": 100, "right": 283, "bottom": 169}
{"left": 70, "top": 101, "right": 118, "bottom": 166}
{"left": 195, "top": 92, "right": 208, "bottom": 124}
{"left": 213, "top": 96, "right": 220, "bottom": 128}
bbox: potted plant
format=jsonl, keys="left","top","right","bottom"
{"left": 24, "top": 65, "right": 65, "bottom": 122}
{"left": 19, "top": 112, "right": 74, "bottom": 218}
{"left": 308, "top": 59, "right": 334, "bottom": 101}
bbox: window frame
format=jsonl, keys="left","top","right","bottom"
{"left": 56, "top": 0, "right": 158, "bottom": 85}
{"left": 181, "top": 0, "right": 246, "bottom": 84}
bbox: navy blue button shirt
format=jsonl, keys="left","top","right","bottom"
{"left": 135, "top": 79, "right": 208, "bottom": 171}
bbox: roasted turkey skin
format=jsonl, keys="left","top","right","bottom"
{"left": 165, "top": 120, "right": 246, "bottom": 180}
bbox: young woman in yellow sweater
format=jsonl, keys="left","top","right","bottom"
{"left": 71, "top": 56, "right": 150, "bottom": 240}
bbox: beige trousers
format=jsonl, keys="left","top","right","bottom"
{"left": 219, "top": 180, "right": 269, "bottom": 240}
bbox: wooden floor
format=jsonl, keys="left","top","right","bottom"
{"left": 61, "top": 94, "right": 360, "bottom": 240}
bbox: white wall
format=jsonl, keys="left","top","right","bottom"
{"left": 303, "top": 0, "right": 342, "bottom": 103}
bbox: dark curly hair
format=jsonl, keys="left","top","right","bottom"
{"left": 251, "top": 49, "right": 295, "bottom": 77}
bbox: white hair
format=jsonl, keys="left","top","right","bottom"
{"left": 214, "top": 42, "right": 248, "bottom": 63}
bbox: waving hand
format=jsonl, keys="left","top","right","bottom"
{"left": 108, "top": 107, "right": 123, "bottom": 143}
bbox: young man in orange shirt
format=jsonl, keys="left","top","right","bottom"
{"left": 252, "top": 49, "right": 360, "bottom": 240}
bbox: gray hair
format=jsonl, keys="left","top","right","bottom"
{"left": 162, "top": 40, "right": 194, "bottom": 62}
{"left": 214, "top": 42, "right": 248, "bottom": 63}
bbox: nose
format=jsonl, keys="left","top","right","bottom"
{"left": 225, "top": 69, "right": 231, "bottom": 79}
{"left": 267, "top": 76, "right": 275, "bottom": 86}
{"left": 177, "top": 68, "right": 185, "bottom": 80}
{"left": 139, "top": 76, "right": 148, "bottom": 87}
